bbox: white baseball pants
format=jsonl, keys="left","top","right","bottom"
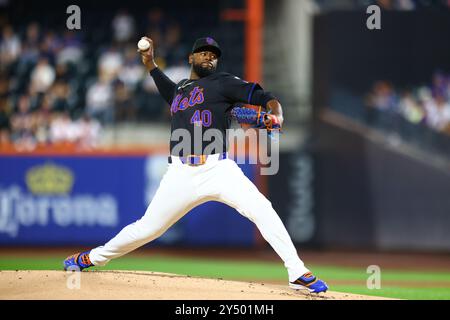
{"left": 89, "top": 155, "right": 309, "bottom": 282}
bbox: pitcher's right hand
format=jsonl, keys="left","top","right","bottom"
{"left": 138, "top": 36, "right": 157, "bottom": 72}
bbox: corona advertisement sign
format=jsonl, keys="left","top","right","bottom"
{"left": 0, "top": 155, "right": 255, "bottom": 246}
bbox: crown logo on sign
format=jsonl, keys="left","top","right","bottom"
{"left": 26, "top": 163, "right": 74, "bottom": 195}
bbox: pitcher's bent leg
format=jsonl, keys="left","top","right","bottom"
{"left": 89, "top": 164, "right": 199, "bottom": 266}
{"left": 217, "top": 160, "right": 309, "bottom": 282}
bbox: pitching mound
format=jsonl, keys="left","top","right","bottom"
{"left": 0, "top": 270, "right": 389, "bottom": 300}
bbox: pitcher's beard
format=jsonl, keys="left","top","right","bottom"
{"left": 193, "top": 63, "right": 216, "bottom": 78}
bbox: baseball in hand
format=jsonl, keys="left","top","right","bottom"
{"left": 137, "top": 38, "right": 150, "bottom": 51}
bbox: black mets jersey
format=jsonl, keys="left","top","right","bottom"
{"left": 150, "top": 69, "right": 264, "bottom": 156}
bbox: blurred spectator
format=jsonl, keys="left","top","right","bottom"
{"left": 54, "top": 62, "right": 70, "bottom": 82}
{"left": 424, "top": 94, "right": 450, "bottom": 132}
{"left": 114, "top": 80, "right": 136, "bottom": 122}
{"left": 431, "top": 71, "right": 448, "bottom": 99}
{"left": 160, "top": 22, "right": 187, "bottom": 65}
{"left": 10, "top": 95, "right": 36, "bottom": 151}
{"left": 376, "top": 0, "right": 395, "bottom": 10}
{"left": 398, "top": 90, "right": 425, "bottom": 124}
{"left": 26, "top": 85, "right": 43, "bottom": 111}
{"left": 395, "top": 0, "right": 415, "bottom": 10}
{"left": 33, "top": 94, "right": 53, "bottom": 144}
{"left": 435, "top": 94, "right": 450, "bottom": 134}
{"left": 85, "top": 74, "right": 114, "bottom": 124}
{"left": 145, "top": 8, "right": 168, "bottom": 67}
{"left": 0, "top": 72, "right": 9, "bottom": 97}
{"left": 376, "top": 0, "right": 415, "bottom": 11}
{"left": 49, "top": 111, "right": 78, "bottom": 144}
{"left": 57, "top": 30, "right": 83, "bottom": 65}
{"left": 19, "top": 22, "right": 40, "bottom": 66}
{"left": 0, "top": 25, "right": 21, "bottom": 70}
{"left": 25, "top": 22, "right": 40, "bottom": 45}
{"left": 74, "top": 114, "right": 102, "bottom": 150}
{"left": 39, "top": 31, "right": 62, "bottom": 65}
{"left": 118, "top": 45, "right": 145, "bottom": 90}
{"left": 145, "top": 8, "right": 167, "bottom": 39}
{"left": 30, "top": 57, "right": 55, "bottom": 93}
{"left": 0, "top": 97, "right": 11, "bottom": 146}
{"left": 98, "top": 45, "right": 123, "bottom": 82}
{"left": 112, "top": 9, "right": 136, "bottom": 44}
{"left": 49, "top": 80, "right": 71, "bottom": 112}
{"left": 366, "top": 81, "right": 399, "bottom": 112}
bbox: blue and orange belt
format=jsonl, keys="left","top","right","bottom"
{"left": 168, "top": 152, "right": 227, "bottom": 166}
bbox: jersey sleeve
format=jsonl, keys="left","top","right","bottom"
{"left": 149, "top": 68, "right": 177, "bottom": 104}
{"left": 219, "top": 73, "right": 264, "bottom": 104}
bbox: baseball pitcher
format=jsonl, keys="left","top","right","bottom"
{"left": 63, "top": 36, "right": 328, "bottom": 293}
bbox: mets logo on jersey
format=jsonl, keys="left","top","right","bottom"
{"left": 170, "top": 86, "right": 204, "bottom": 114}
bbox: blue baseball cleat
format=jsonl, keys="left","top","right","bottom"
{"left": 63, "top": 251, "right": 94, "bottom": 271}
{"left": 289, "top": 272, "right": 328, "bottom": 293}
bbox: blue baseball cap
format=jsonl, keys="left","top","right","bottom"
{"left": 191, "top": 37, "right": 222, "bottom": 58}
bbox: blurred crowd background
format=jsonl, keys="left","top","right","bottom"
{"left": 308, "top": 1, "right": 450, "bottom": 159}
{"left": 366, "top": 72, "right": 450, "bottom": 135}
{"left": 1, "top": 0, "right": 450, "bottom": 152}
{"left": 0, "top": 1, "right": 228, "bottom": 151}
{"left": 0, "top": 8, "right": 192, "bottom": 151}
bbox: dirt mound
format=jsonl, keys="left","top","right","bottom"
{"left": 0, "top": 270, "right": 389, "bottom": 300}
